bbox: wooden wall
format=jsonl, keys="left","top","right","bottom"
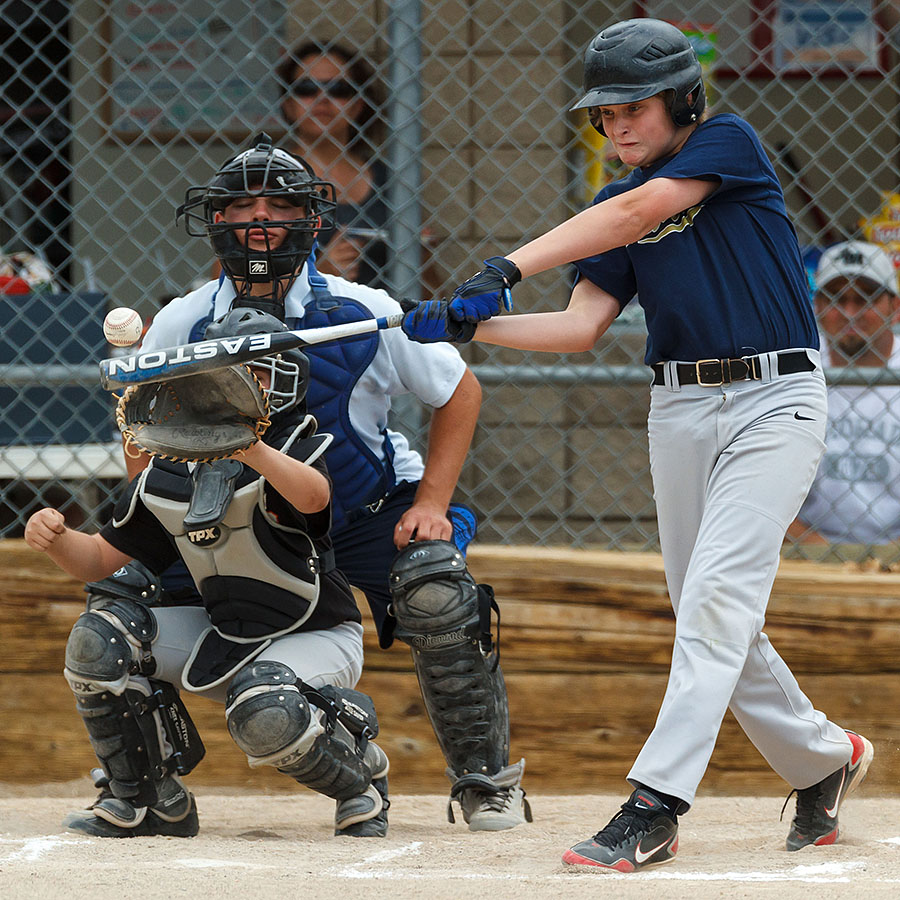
{"left": 2, "top": 540, "right": 899, "bottom": 796}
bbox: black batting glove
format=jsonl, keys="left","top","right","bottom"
{"left": 449, "top": 256, "right": 521, "bottom": 323}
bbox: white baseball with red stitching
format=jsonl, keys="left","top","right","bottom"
{"left": 103, "top": 307, "right": 143, "bottom": 347}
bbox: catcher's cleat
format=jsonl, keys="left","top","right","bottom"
{"left": 562, "top": 788, "right": 678, "bottom": 872}
{"left": 63, "top": 771, "right": 198, "bottom": 838}
{"left": 334, "top": 743, "right": 390, "bottom": 838}
{"left": 450, "top": 760, "right": 533, "bottom": 832}
{"left": 784, "top": 730, "right": 874, "bottom": 852}
{"left": 459, "top": 784, "right": 532, "bottom": 832}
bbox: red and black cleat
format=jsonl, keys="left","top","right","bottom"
{"left": 562, "top": 788, "right": 678, "bottom": 872}
{"left": 784, "top": 730, "right": 874, "bottom": 852}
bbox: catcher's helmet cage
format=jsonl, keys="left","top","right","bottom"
{"left": 177, "top": 134, "right": 336, "bottom": 311}
{"left": 205, "top": 307, "right": 310, "bottom": 415}
{"left": 571, "top": 19, "right": 705, "bottom": 136}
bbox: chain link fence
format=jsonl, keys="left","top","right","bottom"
{"left": 3, "top": 1, "right": 900, "bottom": 566}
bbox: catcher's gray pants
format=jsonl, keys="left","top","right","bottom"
{"left": 629, "top": 362, "right": 851, "bottom": 809}
{"left": 144, "top": 607, "right": 364, "bottom": 703}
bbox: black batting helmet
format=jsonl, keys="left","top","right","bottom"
{"left": 177, "top": 134, "right": 336, "bottom": 317}
{"left": 205, "top": 307, "right": 310, "bottom": 416}
{"left": 571, "top": 19, "right": 705, "bottom": 136}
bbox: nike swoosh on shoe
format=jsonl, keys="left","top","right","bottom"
{"left": 634, "top": 837, "right": 672, "bottom": 864}
{"left": 824, "top": 769, "right": 846, "bottom": 818}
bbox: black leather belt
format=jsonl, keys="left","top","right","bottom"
{"left": 651, "top": 351, "right": 815, "bottom": 386}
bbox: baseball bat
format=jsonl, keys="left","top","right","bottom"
{"left": 99, "top": 312, "right": 408, "bottom": 390}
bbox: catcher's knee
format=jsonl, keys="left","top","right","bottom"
{"left": 390, "top": 539, "right": 480, "bottom": 639}
{"left": 64, "top": 598, "right": 158, "bottom": 696}
{"left": 225, "top": 662, "right": 381, "bottom": 801}
{"left": 225, "top": 661, "right": 323, "bottom": 764}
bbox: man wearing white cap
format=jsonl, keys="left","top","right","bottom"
{"left": 788, "top": 240, "right": 900, "bottom": 545}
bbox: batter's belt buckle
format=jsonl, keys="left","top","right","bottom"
{"left": 695, "top": 358, "right": 725, "bottom": 385}
{"left": 695, "top": 356, "right": 761, "bottom": 385}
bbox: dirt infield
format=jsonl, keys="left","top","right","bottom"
{"left": 2, "top": 783, "right": 900, "bottom": 899}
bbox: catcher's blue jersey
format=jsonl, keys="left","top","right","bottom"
{"left": 574, "top": 113, "right": 818, "bottom": 365}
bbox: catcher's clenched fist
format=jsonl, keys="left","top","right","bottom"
{"left": 25, "top": 507, "right": 67, "bottom": 551}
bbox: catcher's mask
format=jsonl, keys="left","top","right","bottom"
{"left": 571, "top": 18, "right": 705, "bottom": 137}
{"left": 177, "top": 133, "right": 336, "bottom": 315}
{"left": 205, "top": 308, "right": 310, "bottom": 415}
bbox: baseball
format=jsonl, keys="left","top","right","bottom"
{"left": 103, "top": 307, "right": 143, "bottom": 347}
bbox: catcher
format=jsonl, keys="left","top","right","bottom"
{"left": 24, "top": 307, "right": 390, "bottom": 839}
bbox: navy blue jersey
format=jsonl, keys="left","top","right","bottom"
{"left": 574, "top": 114, "right": 818, "bottom": 365}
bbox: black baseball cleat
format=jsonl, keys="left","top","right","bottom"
{"left": 63, "top": 770, "right": 199, "bottom": 838}
{"left": 334, "top": 743, "right": 390, "bottom": 837}
{"left": 784, "top": 730, "right": 874, "bottom": 851}
{"left": 562, "top": 788, "right": 678, "bottom": 872}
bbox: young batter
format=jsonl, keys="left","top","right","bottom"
{"left": 402, "top": 17, "right": 873, "bottom": 871}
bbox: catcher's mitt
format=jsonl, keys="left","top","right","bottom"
{"left": 116, "top": 366, "right": 271, "bottom": 462}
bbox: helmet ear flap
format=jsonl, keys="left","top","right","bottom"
{"left": 670, "top": 80, "right": 705, "bottom": 127}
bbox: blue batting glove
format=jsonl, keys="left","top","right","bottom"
{"left": 401, "top": 300, "right": 477, "bottom": 344}
{"left": 448, "top": 256, "right": 522, "bottom": 324}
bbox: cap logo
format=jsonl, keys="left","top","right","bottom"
{"left": 836, "top": 248, "right": 865, "bottom": 267}
{"left": 249, "top": 260, "right": 268, "bottom": 275}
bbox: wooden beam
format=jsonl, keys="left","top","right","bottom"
{"left": 2, "top": 540, "right": 898, "bottom": 792}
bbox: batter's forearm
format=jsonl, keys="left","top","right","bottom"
{"left": 474, "top": 310, "right": 593, "bottom": 351}
{"left": 475, "top": 303, "right": 618, "bottom": 353}
{"left": 506, "top": 178, "right": 717, "bottom": 278}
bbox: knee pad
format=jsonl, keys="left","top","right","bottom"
{"left": 390, "top": 540, "right": 509, "bottom": 778}
{"left": 65, "top": 599, "right": 158, "bottom": 696}
{"left": 225, "top": 662, "right": 376, "bottom": 801}
{"left": 390, "top": 540, "right": 480, "bottom": 641}
{"left": 225, "top": 661, "right": 323, "bottom": 764}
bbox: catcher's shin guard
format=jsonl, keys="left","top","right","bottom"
{"left": 390, "top": 540, "right": 510, "bottom": 779}
{"left": 225, "top": 662, "right": 382, "bottom": 802}
{"left": 64, "top": 601, "right": 204, "bottom": 807}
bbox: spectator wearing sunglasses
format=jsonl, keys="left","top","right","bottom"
{"left": 277, "top": 41, "right": 386, "bottom": 287}
{"left": 276, "top": 40, "right": 442, "bottom": 294}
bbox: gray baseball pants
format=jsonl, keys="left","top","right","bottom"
{"left": 628, "top": 353, "right": 852, "bottom": 809}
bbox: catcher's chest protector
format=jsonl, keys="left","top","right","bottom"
{"left": 139, "top": 460, "right": 321, "bottom": 639}
{"left": 295, "top": 294, "right": 397, "bottom": 528}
